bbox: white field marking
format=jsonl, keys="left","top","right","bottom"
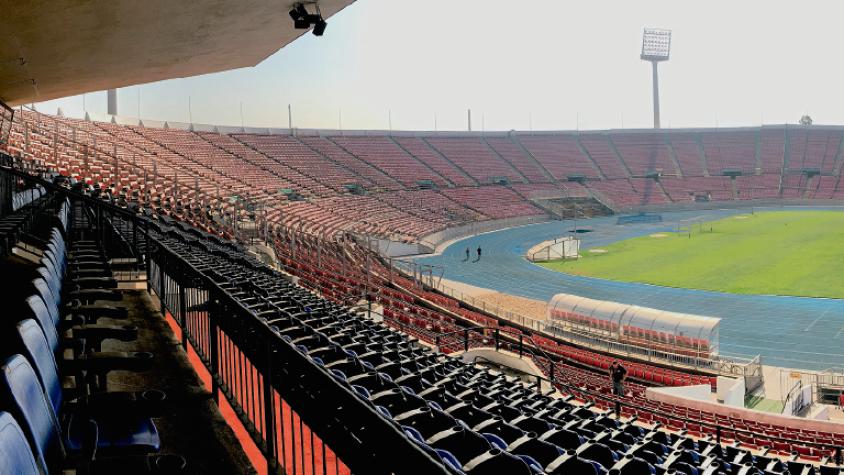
{"left": 589, "top": 249, "right": 608, "bottom": 254}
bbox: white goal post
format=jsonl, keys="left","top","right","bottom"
{"left": 528, "top": 236, "right": 581, "bottom": 262}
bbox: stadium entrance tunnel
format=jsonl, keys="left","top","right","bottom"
{"left": 459, "top": 348, "right": 557, "bottom": 395}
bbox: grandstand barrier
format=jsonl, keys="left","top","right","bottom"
{"left": 1, "top": 162, "right": 450, "bottom": 475}
{"left": 431, "top": 326, "right": 844, "bottom": 461}
{"left": 417, "top": 214, "right": 550, "bottom": 251}
{"left": 615, "top": 198, "right": 844, "bottom": 215}
{"left": 616, "top": 212, "right": 664, "bottom": 224}
{"left": 370, "top": 236, "right": 430, "bottom": 257}
{"left": 0, "top": 100, "right": 12, "bottom": 146}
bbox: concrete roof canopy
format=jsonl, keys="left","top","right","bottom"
{"left": 0, "top": 0, "right": 355, "bottom": 106}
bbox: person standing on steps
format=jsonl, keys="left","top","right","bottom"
{"left": 610, "top": 360, "right": 627, "bottom": 418}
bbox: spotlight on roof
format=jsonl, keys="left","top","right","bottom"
{"left": 313, "top": 18, "right": 327, "bottom": 36}
{"left": 296, "top": 3, "right": 309, "bottom": 18}
{"left": 289, "top": 2, "right": 327, "bottom": 36}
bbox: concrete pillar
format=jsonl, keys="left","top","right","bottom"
{"left": 107, "top": 89, "right": 117, "bottom": 116}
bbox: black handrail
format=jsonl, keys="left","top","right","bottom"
{"left": 0, "top": 100, "right": 13, "bottom": 146}
{"left": 1, "top": 162, "right": 450, "bottom": 475}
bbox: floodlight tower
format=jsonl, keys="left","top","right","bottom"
{"left": 640, "top": 28, "right": 671, "bottom": 129}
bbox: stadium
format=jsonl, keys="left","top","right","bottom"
{"left": 1, "top": 1, "right": 844, "bottom": 475}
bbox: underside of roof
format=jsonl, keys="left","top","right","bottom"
{"left": 0, "top": 0, "right": 355, "bottom": 106}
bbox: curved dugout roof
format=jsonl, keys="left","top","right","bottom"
{"left": 548, "top": 293, "right": 720, "bottom": 338}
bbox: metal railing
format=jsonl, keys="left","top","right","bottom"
{"left": 0, "top": 101, "right": 13, "bottom": 146}
{"left": 1, "top": 161, "right": 449, "bottom": 475}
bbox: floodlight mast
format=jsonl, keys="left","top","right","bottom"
{"left": 641, "top": 28, "right": 671, "bottom": 129}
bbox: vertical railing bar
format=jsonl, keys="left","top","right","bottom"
{"left": 263, "top": 334, "right": 277, "bottom": 475}
{"left": 209, "top": 294, "right": 220, "bottom": 404}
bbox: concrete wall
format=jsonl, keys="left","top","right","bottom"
{"left": 373, "top": 238, "right": 430, "bottom": 257}
{"left": 419, "top": 215, "right": 551, "bottom": 251}
{"left": 646, "top": 386, "right": 844, "bottom": 434}
{"left": 621, "top": 199, "right": 844, "bottom": 214}
{"left": 716, "top": 376, "right": 745, "bottom": 407}
{"left": 460, "top": 348, "right": 554, "bottom": 393}
{"left": 650, "top": 384, "right": 712, "bottom": 402}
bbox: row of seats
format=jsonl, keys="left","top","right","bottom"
{"left": 12, "top": 185, "right": 46, "bottom": 211}
{"left": 0, "top": 192, "right": 179, "bottom": 474}
{"left": 10, "top": 110, "right": 844, "bottom": 244}
{"left": 270, "top": 228, "right": 844, "bottom": 470}
{"left": 149, "top": 216, "right": 844, "bottom": 475}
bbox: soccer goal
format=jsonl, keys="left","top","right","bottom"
{"left": 528, "top": 236, "right": 581, "bottom": 262}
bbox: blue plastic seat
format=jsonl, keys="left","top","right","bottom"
{"left": 0, "top": 354, "right": 67, "bottom": 470}
{"left": 462, "top": 448, "right": 533, "bottom": 474}
{"left": 15, "top": 319, "right": 64, "bottom": 414}
{"left": 481, "top": 432, "right": 507, "bottom": 450}
{"left": 545, "top": 451, "right": 603, "bottom": 475}
{"left": 508, "top": 435, "right": 564, "bottom": 467}
{"left": 0, "top": 350, "right": 160, "bottom": 461}
{"left": 435, "top": 448, "right": 465, "bottom": 474}
{"left": 0, "top": 411, "right": 46, "bottom": 475}
{"left": 427, "top": 425, "right": 492, "bottom": 465}
{"left": 23, "top": 294, "right": 60, "bottom": 353}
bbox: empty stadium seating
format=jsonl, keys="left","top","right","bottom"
{"left": 3, "top": 146, "right": 844, "bottom": 474}
{"left": 6, "top": 111, "right": 844, "bottom": 246}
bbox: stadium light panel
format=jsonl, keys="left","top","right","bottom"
{"left": 641, "top": 28, "right": 671, "bottom": 61}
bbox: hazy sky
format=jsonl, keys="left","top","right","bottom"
{"left": 32, "top": 0, "right": 844, "bottom": 131}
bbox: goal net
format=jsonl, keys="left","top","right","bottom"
{"left": 529, "top": 236, "right": 581, "bottom": 262}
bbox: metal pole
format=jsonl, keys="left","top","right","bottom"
{"left": 651, "top": 61, "right": 661, "bottom": 129}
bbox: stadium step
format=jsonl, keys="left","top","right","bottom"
{"left": 508, "top": 136, "right": 557, "bottom": 182}
{"left": 387, "top": 135, "right": 456, "bottom": 187}
{"left": 605, "top": 135, "right": 634, "bottom": 178}
{"left": 325, "top": 136, "right": 407, "bottom": 190}
{"left": 420, "top": 137, "right": 479, "bottom": 185}
{"left": 663, "top": 138, "right": 684, "bottom": 177}
{"left": 481, "top": 137, "right": 530, "bottom": 184}
{"left": 573, "top": 135, "right": 608, "bottom": 179}
{"left": 691, "top": 131, "right": 711, "bottom": 177}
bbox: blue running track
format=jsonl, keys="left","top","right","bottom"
{"left": 414, "top": 206, "right": 844, "bottom": 371}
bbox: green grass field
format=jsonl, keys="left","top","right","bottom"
{"left": 539, "top": 211, "right": 844, "bottom": 298}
